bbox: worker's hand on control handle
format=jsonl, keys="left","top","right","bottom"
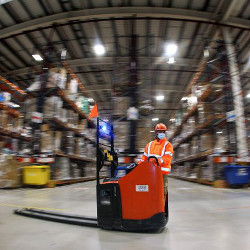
{"left": 148, "top": 156, "right": 159, "bottom": 166}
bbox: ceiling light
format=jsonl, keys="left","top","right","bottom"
{"left": 216, "top": 131, "right": 223, "bottom": 134}
{"left": 167, "top": 57, "right": 176, "bottom": 64}
{"left": 170, "top": 118, "right": 175, "bottom": 122}
{"left": 156, "top": 95, "right": 164, "bottom": 101}
{"left": 61, "top": 49, "right": 67, "bottom": 59}
{"left": 150, "top": 130, "right": 155, "bottom": 133}
{"left": 32, "top": 54, "right": 43, "bottom": 61}
{"left": 165, "top": 43, "right": 178, "bottom": 56}
{"left": 204, "top": 48, "right": 209, "bottom": 58}
{"left": 94, "top": 44, "right": 105, "bottom": 55}
{"left": 246, "top": 93, "right": 250, "bottom": 98}
{"left": 0, "top": 0, "right": 12, "bottom": 5}
{"left": 152, "top": 118, "right": 159, "bottom": 121}
{"left": 181, "top": 97, "right": 188, "bottom": 101}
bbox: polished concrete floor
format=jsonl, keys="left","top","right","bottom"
{"left": 0, "top": 178, "right": 250, "bottom": 250}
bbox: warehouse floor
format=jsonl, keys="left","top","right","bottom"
{"left": 0, "top": 179, "right": 250, "bottom": 250}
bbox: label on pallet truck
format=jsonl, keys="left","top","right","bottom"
{"left": 136, "top": 185, "right": 149, "bottom": 192}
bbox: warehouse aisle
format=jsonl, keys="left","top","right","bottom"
{"left": 0, "top": 179, "right": 250, "bottom": 250}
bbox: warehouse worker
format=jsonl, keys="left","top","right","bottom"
{"left": 138, "top": 123, "right": 174, "bottom": 200}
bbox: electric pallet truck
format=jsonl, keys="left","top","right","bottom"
{"left": 14, "top": 118, "right": 168, "bottom": 232}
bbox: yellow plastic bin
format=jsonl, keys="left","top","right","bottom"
{"left": 23, "top": 165, "right": 50, "bottom": 185}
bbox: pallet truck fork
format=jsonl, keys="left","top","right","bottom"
{"left": 15, "top": 118, "right": 168, "bottom": 232}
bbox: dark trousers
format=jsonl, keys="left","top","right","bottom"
{"left": 163, "top": 174, "right": 168, "bottom": 200}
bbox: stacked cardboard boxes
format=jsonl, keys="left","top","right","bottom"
{"left": 54, "top": 157, "right": 70, "bottom": 180}
{"left": 0, "top": 155, "right": 22, "bottom": 188}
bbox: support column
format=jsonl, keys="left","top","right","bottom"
{"left": 129, "top": 30, "right": 138, "bottom": 154}
{"left": 222, "top": 28, "right": 248, "bottom": 158}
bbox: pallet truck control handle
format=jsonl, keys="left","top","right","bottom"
{"left": 147, "top": 156, "right": 159, "bottom": 166}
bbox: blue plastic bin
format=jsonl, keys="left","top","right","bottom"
{"left": 224, "top": 165, "right": 249, "bottom": 185}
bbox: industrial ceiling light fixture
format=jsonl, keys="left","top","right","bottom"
{"left": 156, "top": 95, "right": 164, "bottom": 101}
{"left": 94, "top": 44, "right": 105, "bottom": 56}
{"left": 167, "top": 57, "right": 176, "bottom": 64}
{"left": 204, "top": 48, "right": 209, "bottom": 58}
{"left": 61, "top": 49, "right": 67, "bottom": 60}
{"left": 152, "top": 118, "right": 159, "bottom": 121}
{"left": 32, "top": 54, "right": 43, "bottom": 61}
{"left": 0, "top": 0, "right": 12, "bottom": 5}
{"left": 165, "top": 43, "right": 178, "bottom": 56}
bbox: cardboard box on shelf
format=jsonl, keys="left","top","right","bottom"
{"left": 67, "top": 110, "right": 74, "bottom": 126}
{"left": 187, "top": 94, "right": 198, "bottom": 111}
{"left": 78, "top": 119, "right": 87, "bottom": 131}
{"left": 83, "top": 163, "right": 96, "bottom": 177}
{"left": 41, "top": 124, "right": 50, "bottom": 132}
{"left": 194, "top": 164, "right": 202, "bottom": 179}
{"left": 201, "top": 163, "right": 214, "bottom": 181}
{"left": 47, "top": 68, "right": 67, "bottom": 89}
{"left": 0, "top": 155, "right": 22, "bottom": 188}
{"left": 75, "top": 138, "right": 82, "bottom": 156}
{"left": 113, "top": 97, "right": 130, "bottom": 116}
{"left": 70, "top": 163, "right": 81, "bottom": 178}
{"left": 62, "top": 108, "right": 68, "bottom": 123}
{"left": 85, "top": 143, "right": 95, "bottom": 158}
{"left": 18, "top": 141, "right": 32, "bottom": 154}
{"left": 190, "top": 136, "right": 199, "bottom": 156}
{"left": 24, "top": 98, "right": 36, "bottom": 120}
{"left": 54, "top": 157, "right": 70, "bottom": 180}
{"left": 199, "top": 161, "right": 214, "bottom": 181}
{"left": 11, "top": 139, "right": 18, "bottom": 153}
{"left": 58, "top": 68, "right": 67, "bottom": 89}
{"left": 200, "top": 132, "right": 215, "bottom": 152}
{"left": 43, "top": 97, "right": 56, "bottom": 119}
{"left": 47, "top": 68, "right": 59, "bottom": 88}
{"left": 65, "top": 131, "right": 74, "bottom": 155}
{"left": 0, "top": 110, "right": 8, "bottom": 129}
{"left": 72, "top": 113, "right": 79, "bottom": 128}
{"left": 197, "top": 102, "right": 213, "bottom": 124}
{"left": 178, "top": 143, "right": 190, "bottom": 158}
{"left": 186, "top": 117, "right": 195, "bottom": 135}
{"left": 213, "top": 103, "right": 226, "bottom": 115}
{"left": 15, "top": 116, "right": 24, "bottom": 133}
{"left": 55, "top": 131, "right": 62, "bottom": 151}
{"left": 214, "top": 131, "right": 229, "bottom": 153}
{"left": 68, "top": 79, "right": 78, "bottom": 94}
{"left": 41, "top": 130, "right": 54, "bottom": 153}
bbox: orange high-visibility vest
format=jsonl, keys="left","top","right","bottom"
{"left": 139, "top": 138, "right": 173, "bottom": 175}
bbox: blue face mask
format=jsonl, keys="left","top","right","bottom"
{"left": 157, "top": 133, "right": 166, "bottom": 139}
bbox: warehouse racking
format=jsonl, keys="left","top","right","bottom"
{"left": 0, "top": 53, "right": 106, "bottom": 188}
{"left": 22, "top": 56, "right": 101, "bottom": 186}
{"left": 168, "top": 39, "right": 249, "bottom": 187}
